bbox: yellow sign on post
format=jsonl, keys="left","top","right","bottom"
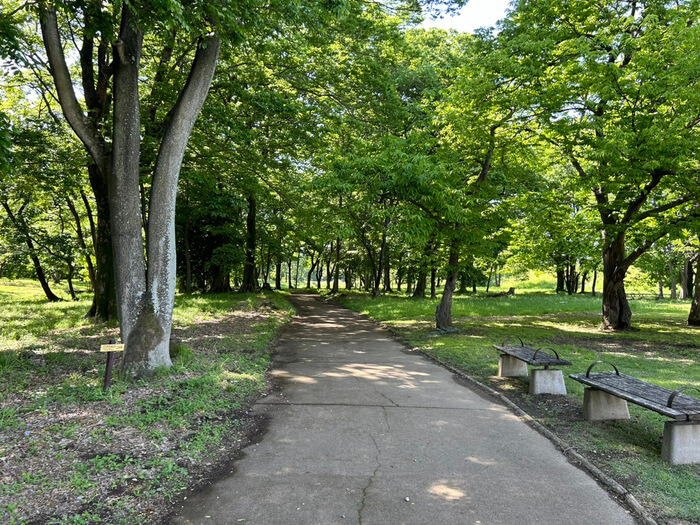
{"left": 100, "top": 343, "right": 125, "bottom": 353}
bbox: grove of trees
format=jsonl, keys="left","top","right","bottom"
{"left": 2, "top": 0, "right": 699, "bottom": 375}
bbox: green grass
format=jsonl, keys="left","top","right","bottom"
{"left": 0, "top": 280, "right": 294, "bottom": 524}
{"left": 338, "top": 287, "right": 700, "bottom": 524}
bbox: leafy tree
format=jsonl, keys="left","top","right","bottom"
{"left": 503, "top": 0, "right": 700, "bottom": 329}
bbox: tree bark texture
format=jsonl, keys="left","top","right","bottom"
{"left": 108, "top": 7, "right": 221, "bottom": 376}
{"left": 240, "top": 195, "right": 258, "bottom": 293}
{"left": 275, "top": 260, "right": 282, "bottom": 290}
{"left": 85, "top": 165, "right": 116, "bottom": 319}
{"left": 435, "top": 240, "right": 460, "bottom": 330}
{"left": 688, "top": 244, "right": 700, "bottom": 325}
{"left": 601, "top": 233, "right": 632, "bottom": 330}
{"left": 332, "top": 239, "right": 341, "bottom": 293}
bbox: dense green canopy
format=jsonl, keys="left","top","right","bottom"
{"left": 2, "top": 0, "right": 700, "bottom": 372}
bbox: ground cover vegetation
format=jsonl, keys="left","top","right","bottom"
{"left": 0, "top": 280, "right": 294, "bottom": 523}
{"left": 1, "top": 0, "right": 700, "bottom": 520}
{"left": 337, "top": 286, "right": 700, "bottom": 523}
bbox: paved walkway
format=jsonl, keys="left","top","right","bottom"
{"left": 172, "top": 294, "right": 636, "bottom": 525}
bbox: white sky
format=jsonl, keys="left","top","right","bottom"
{"left": 420, "top": 0, "right": 512, "bottom": 33}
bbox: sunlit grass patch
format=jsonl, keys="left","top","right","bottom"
{"left": 0, "top": 281, "right": 294, "bottom": 524}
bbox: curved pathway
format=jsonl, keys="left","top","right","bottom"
{"left": 172, "top": 294, "right": 635, "bottom": 525}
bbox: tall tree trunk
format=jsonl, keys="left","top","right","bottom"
{"left": 687, "top": 255, "right": 700, "bottom": 325}
{"left": 109, "top": 7, "right": 221, "bottom": 376}
{"left": 579, "top": 271, "right": 588, "bottom": 294}
{"left": 183, "top": 221, "right": 192, "bottom": 293}
{"left": 383, "top": 254, "right": 392, "bottom": 293}
{"left": 435, "top": 240, "right": 459, "bottom": 330}
{"left": 239, "top": 194, "right": 257, "bottom": 293}
{"left": 1, "top": 201, "right": 61, "bottom": 302}
{"left": 556, "top": 269, "right": 565, "bottom": 293}
{"left": 591, "top": 269, "right": 597, "bottom": 297}
{"left": 658, "top": 278, "right": 664, "bottom": 299}
{"left": 601, "top": 233, "right": 632, "bottom": 330}
{"left": 209, "top": 266, "right": 230, "bottom": 293}
{"left": 295, "top": 257, "right": 300, "bottom": 288}
{"left": 680, "top": 258, "right": 691, "bottom": 300}
{"left": 81, "top": 177, "right": 116, "bottom": 319}
{"left": 287, "top": 258, "right": 293, "bottom": 289}
{"left": 332, "top": 239, "right": 340, "bottom": 293}
{"left": 430, "top": 268, "right": 437, "bottom": 299}
{"left": 669, "top": 261, "right": 678, "bottom": 300}
{"left": 66, "top": 261, "right": 77, "bottom": 300}
{"left": 275, "top": 259, "right": 282, "bottom": 290}
{"left": 413, "top": 273, "right": 427, "bottom": 298}
{"left": 65, "top": 195, "right": 96, "bottom": 293}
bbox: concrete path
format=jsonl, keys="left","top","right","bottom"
{"left": 172, "top": 294, "right": 636, "bottom": 525}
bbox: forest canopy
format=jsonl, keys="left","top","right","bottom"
{"left": 2, "top": 0, "right": 700, "bottom": 375}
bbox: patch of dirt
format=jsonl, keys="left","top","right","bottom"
{"left": 0, "top": 309, "right": 287, "bottom": 524}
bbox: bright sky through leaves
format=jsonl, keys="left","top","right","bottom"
{"left": 420, "top": 0, "right": 511, "bottom": 32}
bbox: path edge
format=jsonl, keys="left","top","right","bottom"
{"left": 340, "top": 304, "right": 660, "bottom": 525}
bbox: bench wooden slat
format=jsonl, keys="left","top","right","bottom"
{"left": 570, "top": 372, "right": 700, "bottom": 421}
{"left": 493, "top": 344, "right": 572, "bottom": 367}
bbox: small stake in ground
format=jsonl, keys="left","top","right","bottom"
{"left": 100, "top": 338, "right": 125, "bottom": 391}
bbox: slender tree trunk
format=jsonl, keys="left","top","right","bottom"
{"left": 430, "top": 268, "right": 437, "bottom": 299}
{"left": 687, "top": 255, "right": 700, "bottom": 325}
{"left": 85, "top": 165, "right": 116, "bottom": 319}
{"left": 658, "top": 278, "right": 664, "bottom": 299}
{"left": 32, "top": 252, "right": 61, "bottom": 302}
{"left": 601, "top": 233, "right": 632, "bottom": 330}
{"left": 486, "top": 265, "right": 493, "bottom": 293}
{"left": 435, "top": 240, "right": 459, "bottom": 330}
{"left": 287, "top": 258, "right": 293, "bottom": 289}
{"left": 681, "top": 258, "right": 691, "bottom": 300}
{"left": 306, "top": 256, "right": 316, "bottom": 289}
{"left": 1, "top": 201, "right": 62, "bottom": 302}
{"left": 556, "top": 269, "right": 565, "bottom": 293}
{"left": 332, "top": 239, "right": 340, "bottom": 293}
{"left": 183, "top": 221, "right": 192, "bottom": 293}
{"left": 295, "top": 257, "right": 300, "bottom": 288}
{"left": 591, "top": 269, "right": 597, "bottom": 297}
{"left": 65, "top": 195, "right": 96, "bottom": 293}
{"left": 383, "top": 254, "right": 392, "bottom": 293}
{"left": 66, "top": 260, "right": 77, "bottom": 300}
{"left": 579, "top": 271, "right": 588, "bottom": 294}
{"left": 669, "top": 261, "right": 678, "bottom": 300}
{"left": 275, "top": 260, "right": 282, "bottom": 290}
{"left": 240, "top": 194, "right": 257, "bottom": 293}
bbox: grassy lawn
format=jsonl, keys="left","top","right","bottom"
{"left": 337, "top": 288, "right": 700, "bottom": 524}
{"left": 0, "top": 280, "right": 294, "bottom": 524}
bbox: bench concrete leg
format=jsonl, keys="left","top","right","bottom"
{"left": 583, "top": 388, "right": 630, "bottom": 421}
{"left": 529, "top": 369, "right": 567, "bottom": 395}
{"left": 661, "top": 421, "right": 700, "bottom": 465}
{"left": 498, "top": 355, "right": 528, "bottom": 377}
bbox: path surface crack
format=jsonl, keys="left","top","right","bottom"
{"left": 358, "top": 433, "right": 381, "bottom": 525}
{"left": 380, "top": 392, "right": 399, "bottom": 407}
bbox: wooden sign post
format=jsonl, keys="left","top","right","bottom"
{"left": 100, "top": 338, "right": 125, "bottom": 391}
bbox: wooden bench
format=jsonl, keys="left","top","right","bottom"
{"left": 570, "top": 361, "right": 700, "bottom": 464}
{"left": 492, "top": 337, "right": 571, "bottom": 395}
